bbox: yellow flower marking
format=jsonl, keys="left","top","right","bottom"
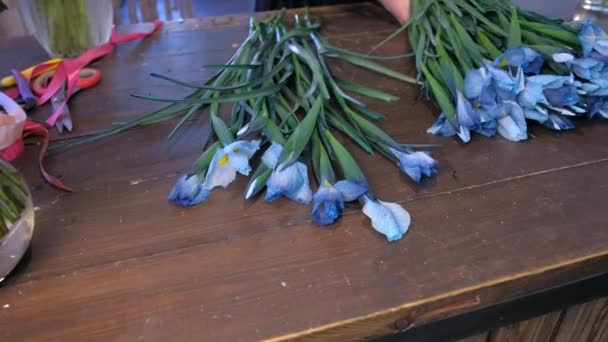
{"left": 218, "top": 154, "right": 229, "bottom": 166}
{"left": 323, "top": 180, "right": 333, "bottom": 188}
{"left": 499, "top": 57, "right": 508, "bottom": 67}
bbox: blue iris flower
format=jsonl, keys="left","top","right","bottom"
{"left": 389, "top": 147, "right": 438, "bottom": 183}
{"left": 262, "top": 142, "right": 313, "bottom": 204}
{"left": 495, "top": 46, "right": 544, "bottom": 74}
{"left": 578, "top": 20, "right": 608, "bottom": 57}
{"left": 311, "top": 180, "right": 368, "bottom": 226}
{"left": 361, "top": 196, "right": 411, "bottom": 242}
{"left": 168, "top": 173, "right": 210, "bottom": 207}
{"left": 544, "top": 114, "right": 575, "bottom": 131}
{"left": 204, "top": 140, "right": 261, "bottom": 190}
{"left": 491, "top": 101, "right": 528, "bottom": 141}
{"left": 427, "top": 113, "right": 458, "bottom": 137}
{"left": 486, "top": 65, "right": 525, "bottom": 101}
{"left": 463, "top": 68, "right": 499, "bottom": 137}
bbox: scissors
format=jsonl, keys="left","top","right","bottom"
{"left": 32, "top": 68, "right": 102, "bottom": 133}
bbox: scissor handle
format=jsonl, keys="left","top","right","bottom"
{"left": 77, "top": 68, "right": 102, "bottom": 89}
{"left": 31, "top": 68, "right": 102, "bottom": 97}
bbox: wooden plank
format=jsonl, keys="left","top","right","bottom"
{"left": 1, "top": 157, "right": 608, "bottom": 341}
{"left": 554, "top": 297, "right": 608, "bottom": 342}
{"left": 487, "top": 310, "right": 562, "bottom": 342}
{"left": 458, "top": 333, "right": 489, "bottom": 342}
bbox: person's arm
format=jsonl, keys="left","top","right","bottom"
{"left": 379, "top": 0, "right": 410, "bottom": 23}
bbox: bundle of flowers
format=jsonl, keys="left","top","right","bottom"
{"left": 378, "top": 0, "right": 608, "bottom": 142}
{"left": 54, "top": 11, "right": 439, "bottom": 242}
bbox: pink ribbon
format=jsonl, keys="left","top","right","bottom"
{"left": 0, "top": 21, "right": 162, "bottom": 191}
{"left": 34, "top": 20, "right": 163, "bottom": 127}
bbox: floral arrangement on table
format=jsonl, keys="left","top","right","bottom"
{"left": 377, "top": 0, "right": 608, "bottom": 143}
{"left": 54, "top": 10, "right": 437, "bottom": 242}
{"left": 53, "top": 2, "right": 608, "bottom": 242}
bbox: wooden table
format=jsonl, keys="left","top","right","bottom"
{"left": 1, "top": 4, "right": 607, "bottom": 341}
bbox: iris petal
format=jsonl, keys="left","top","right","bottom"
{"left": 362, "top": 198, "right": 411, "bottom": 242}
{"left": 334, "top": 180, "right": 368, "bottom": 201}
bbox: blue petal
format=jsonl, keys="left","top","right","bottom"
{"left": 427, "top": 113, "right": 457, "bottom": 137}
{"left": 464, "top": 68, "right": 491, "bottom": 99}
{"left": 496, "top": 101, "right": 528, "bottom": 142}
{"left": 334, "top": 180, "right": 368, "bottom": 202}
{"left": 594, "top": 39, "right": 608, "bottom": 57}
{"left": 311, "top": 185, "right": 344, "bottom": 226}
{"left": 261, "top": 142, "right": 283, "bottom": 169}
{"left": 544, "top": 114, "right": 575, "bottom": 131}
{"left": 390, "top": 148, "right": 438, "bottom": 183}
{"left": 495, "top": 46, "right": 544, "bottom": 74}
{"left": 456, "top": 92, "right": 479, "bottom": 129}
{"left": 544, "top": 85, "right": 580, "bottom": 107}
{"left": 168, "top": 174, "right": 210, "bottom": 207}
{"left": 527, "top": 75, "right": 571, "bottom": 89}
{"left": 523, "top": 108, "right": 549, "bottom": 123}
{"left": 571, "top": 58, "right": 603, "bottom": 80}
{"left": 473, "top": 112, "right": 498, "bottom": 137}
{"left": 578, "top": 20, "right": 605, "bottom": 57}
{"left": 518, "top": 80, "right": 547, "bottom": 109}
{"left": 362, "top": 198, "right": 411, "bottom": 242}
{"left": 264, "top": 162, "right": 312, "bottom": 204}
{"left": 552, "top": 52, "right": 575, "bottom": 63}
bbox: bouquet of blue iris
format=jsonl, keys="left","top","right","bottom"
{"left": 376, "top": 0, "right": 608, "bottom": 142}
{"left": 54, "top": 10, "right": 439, "bottom": 242}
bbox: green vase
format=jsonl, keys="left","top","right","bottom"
{"left": 0, "top": 159, "right": 34, "bottom": 283}
{"left": 19, "top": 0, "right": 113, "bottom": 58}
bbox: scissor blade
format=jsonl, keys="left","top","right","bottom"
{"left": 63, "top": 116, "right": 73, "bottom": 132}
{"left": 55, "top": 121, "right": 64, "bottom": 134}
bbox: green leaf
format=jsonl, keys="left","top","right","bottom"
{"left": 335, "top": 78, "right": 399, "bottom": 102}
{"left": 519, "top": 20, "right": 580, "bottom": 46}
{"left": 351, "top": 103, "right": 385, "bottom": 120}
{"left": 131, "top": 82, "right": 284, "bottom": 104}
{"left": 448, "top": 12, "right": 483, "bottom": 66}
{"left": 276, "top": 96, "right": 323, "bottom": 169}
{"left": 349, "top": 111, "right": 399, "bottom": 148}
{"left": 335, "top": 53, "right": 421, "bottom": 85}
{"left": 190, "top": 141, "right": 221, "bottom": 175}
{"left": 421, "top": 63, "right": 456, "bottom": 123}
{"left": 454, "top": 0, "right": 506, "bottom": 37}
{"left": 325, "top": 109, "right": 374, "bottom": 154}
{"left": 245, "top": 163, "right": 272, "bottom": 199}
{"left": 323, "top": 130, "right": 367, "bottom": 184}
{"left": 312, "top": 132, "right": 335, "bottom": 184}
{"left": 508, "top": 6, "right": 522, "bottom": 48}
{"left": 202, "top": 64, "right": 261, "bottom": 69}
{"left": 475, "top": 31, "right": 502, "bottom": 60}
{"left": 287, "top": 43, "right": 331, "bottom": 99}
{"left": 435, "top": 30, "right": 464, "bottom": 93}
{"left": 210, "top": 112, "right": 234, "bottom": 146}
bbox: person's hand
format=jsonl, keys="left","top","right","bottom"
{"left": 379, "top": 0, "right": 410, "bottom": 24}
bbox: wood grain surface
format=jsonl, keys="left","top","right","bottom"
{"left": 0, "top": 4, "right": 607, "bottom": 342}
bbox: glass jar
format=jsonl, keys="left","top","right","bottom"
{"left": 19, "top": 0, "right": 113, "bottom": 58}
{"left": 0, "top": 159, "right": 34, "bottom": 283}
